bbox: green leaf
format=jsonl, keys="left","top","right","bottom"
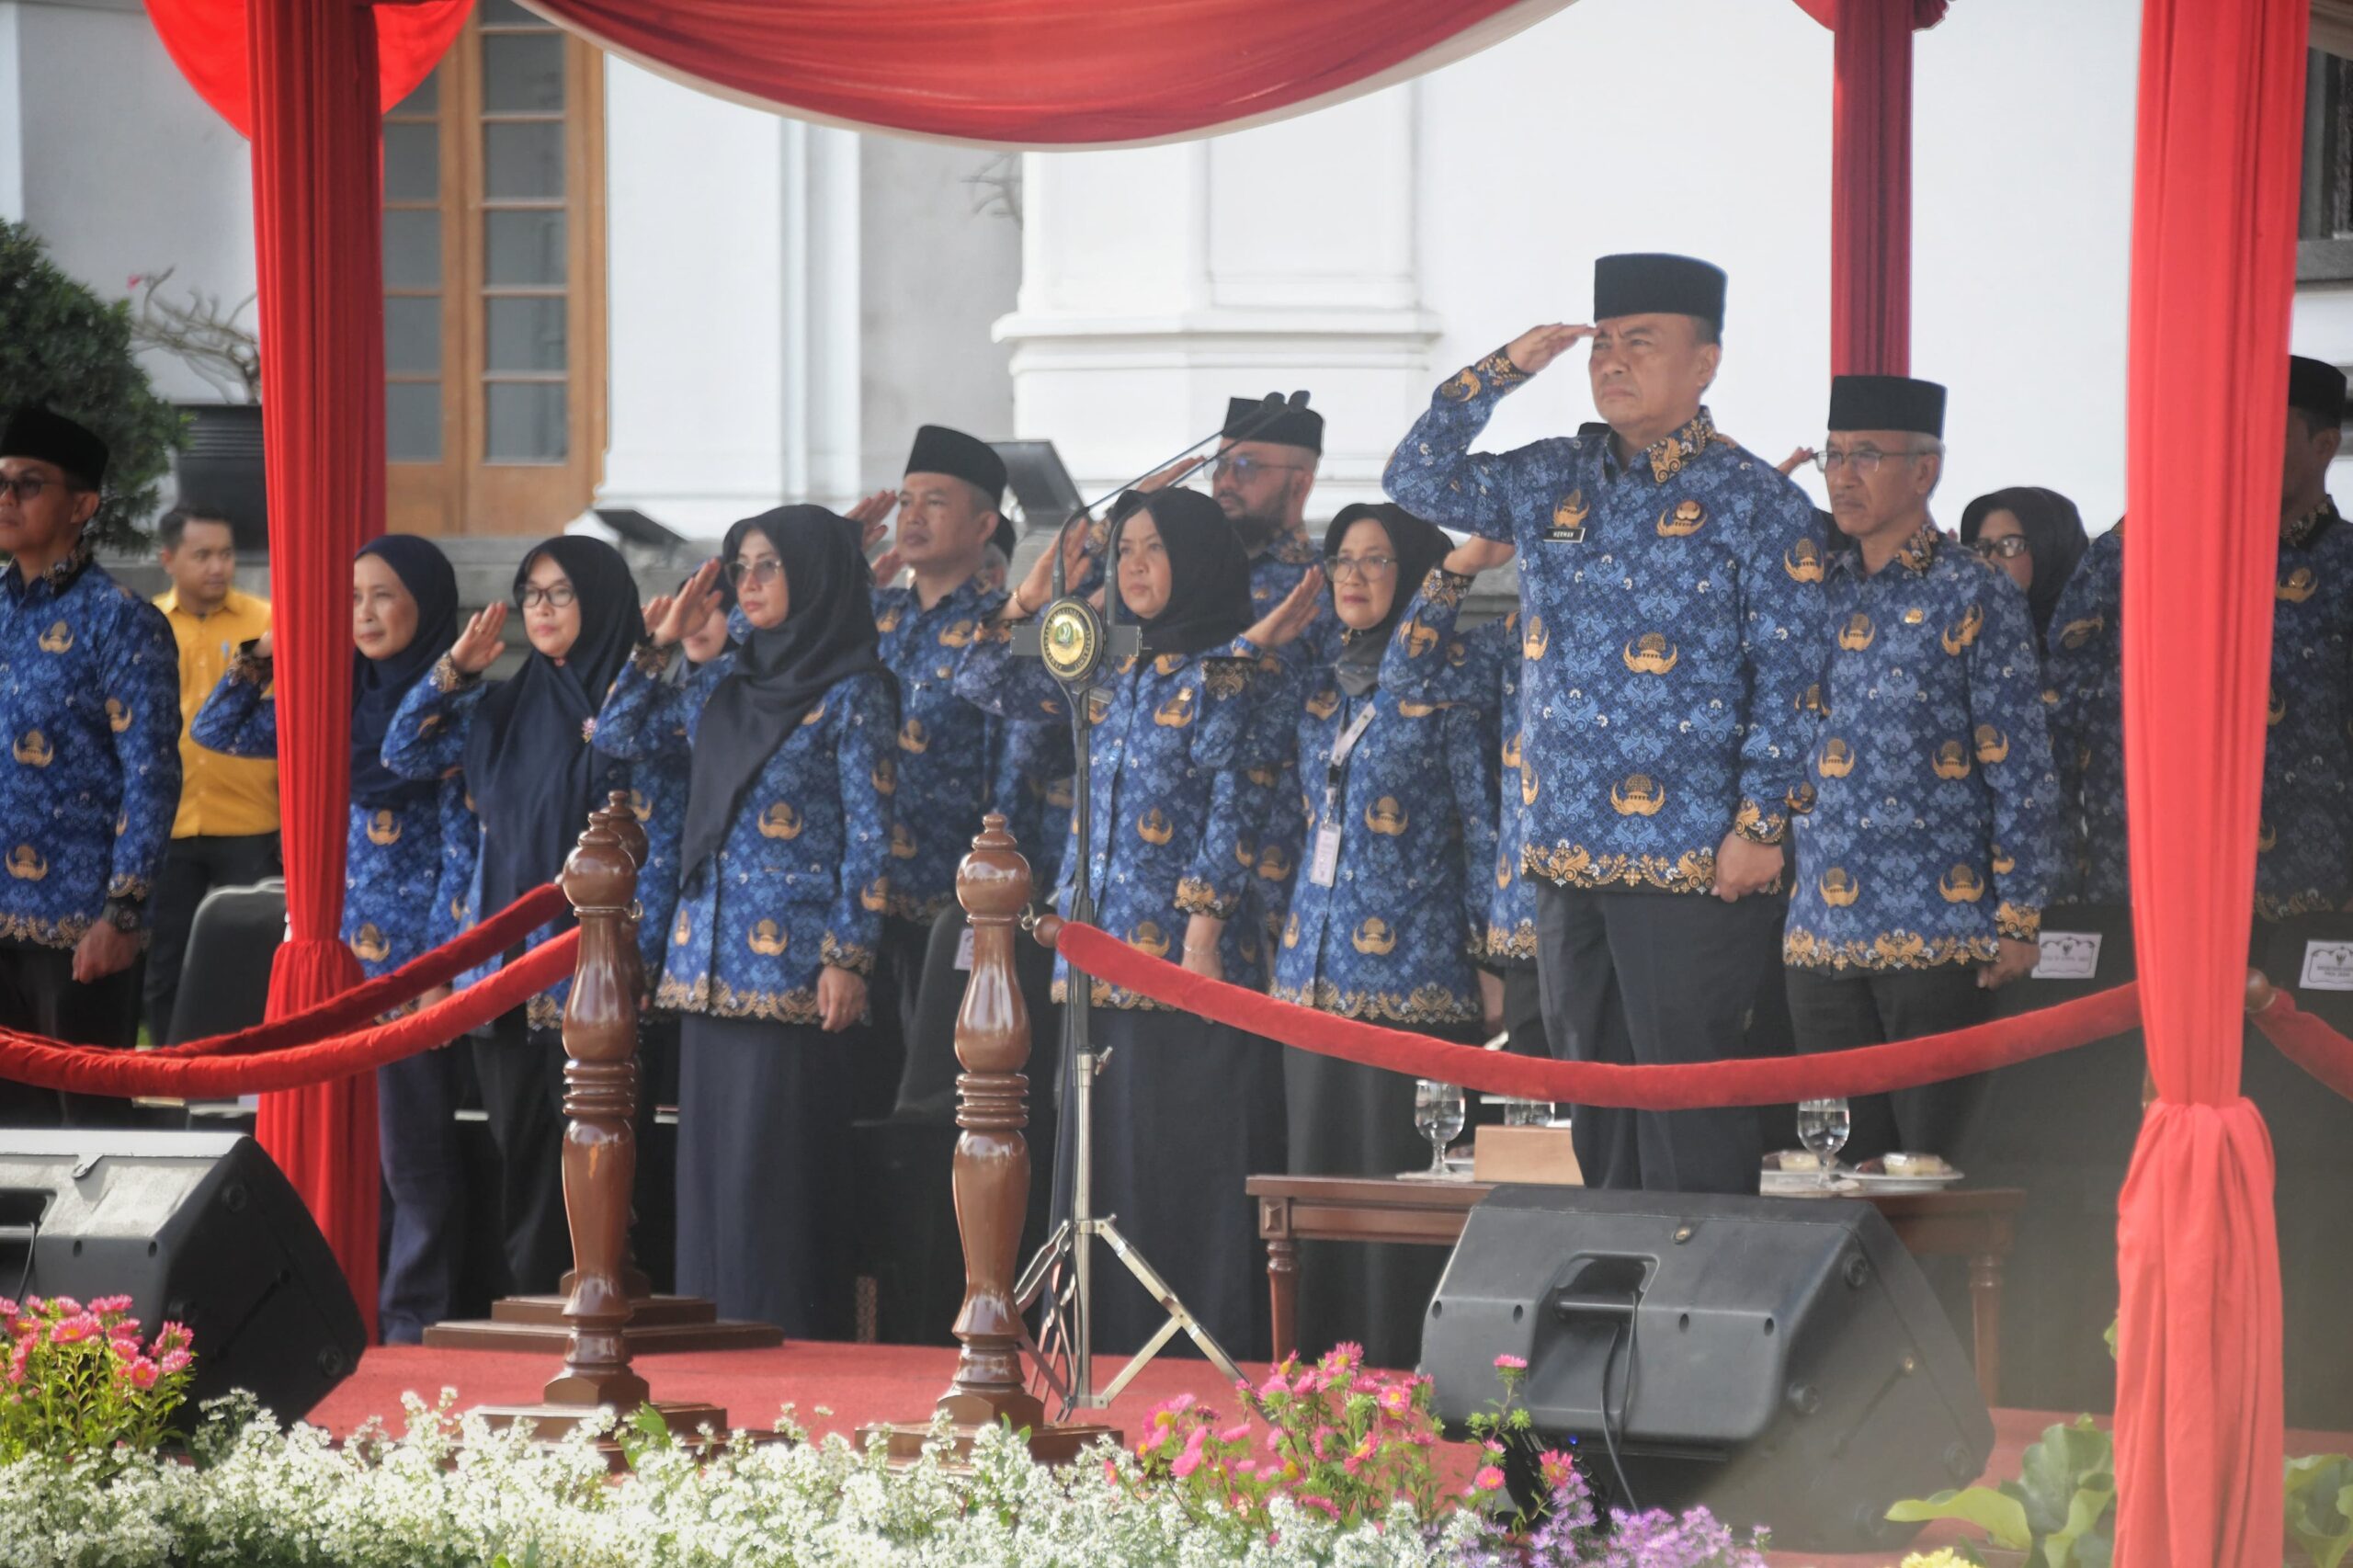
{"left": 1886, "top": 1485, "right": 2033, "bottom": 1549}
{"left": 2016, "top": 1418, "right": 2113, "bottom": 1537}
{"left": 2040, "top": 1478, "right": 2116, "bottom": 1568}
{"left": 2284, "top": 1454, "right": 2353, "bottom": 1568}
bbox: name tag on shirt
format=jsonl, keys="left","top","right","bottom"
{"left": 1307, "top": 822, "right": 1343, "bottom": 888}
{"left": 2301, "top": 939, "right": 2353, "bottom": 992}
{"left": 2032, "top": 931, "right": 2102, "bottom": 982}
{"left": 954, "top": 926, "right": 976, "bottom": 972}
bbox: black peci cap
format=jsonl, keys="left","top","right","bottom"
{"left": 1, "top": 406, "right": 108, "bottom": 488}
{"left": 2289, "top": 356, "right": 2347, "bottom": 427}
{"left": 1222, "top": 395, "right": 1324, "bottom": 455}
{"left": 1593, "top": 253, "right": 1727, "bottom": 329}
{"left": 1827, "top": 374, "right": 1947, "bottom": 438}
{"left": 904, "top": 424, "right": 1014, "bottom": 558}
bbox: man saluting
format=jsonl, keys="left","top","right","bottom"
{"left": 1383, "top": 254, "right": 1825, "bottom": 1196}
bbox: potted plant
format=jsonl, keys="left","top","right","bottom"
{"left": 0, "top": 220, "right": 184, "bottom": 551}
{"left": 128, "top": 265, "right": 267, "bottom": 549}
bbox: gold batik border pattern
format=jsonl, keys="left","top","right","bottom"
{"left": 106, "top": 874, "right": 153, "bottom": 903}
{"left": 630, "top": 639, "right": 677, "bottom": 677}
{"left": 1783, "top": 928, "right": 2000, "bottom": 972}
{"left": 1267, "top": 977, "right": 1480, "bottom": 1028}
{"left": 2256, "top": 891, "right": 2341, "bottom": 922}
{"left": 1174, "top": 877, "right": 1244, "bottom": 919}
{"left": 225, "top": 649, "right": 269, "bottom": 687}
{"left": 1994, "top": 902, "right": 2040, "bottom": 941}
{"left": 1486, "top": 919, "right": 1538, "bottom": 964}
{"left": 1732, "top": 796, "right": 1787, "bottom": 846}
{"left": 0, "top": 913, "right": 87, "bottom": 950}
{"left": 527, "top": 993, "right": 564, "bottom": 1032}
{"left": 1473, "top": 350, "right": 1529, "bottom": 392}
{"left": 430, "top": 654, "right": 479, "bottom": 694}
{"left": 820, "top": 935, "right": 876, "bottom": 975}
{"left": 1524, "top": 842, "right": 1721, "bottom": 894}
{"left": 655, "top": 972, "right": 825, "bottom": 1026}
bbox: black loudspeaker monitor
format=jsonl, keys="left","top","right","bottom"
{"left": 0, "top": 1131, "right": 365, "bottom": 1426}
{"left": 1423, "top": 1187, "right": 1992, "bottom": 1554}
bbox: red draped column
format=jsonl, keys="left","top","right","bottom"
{"left": 1828, "top": 0, "right": 1919, "bottom": 375}
{"left": 2113, "top": 0, "right": 2303, "bottom": 1561}
{"left": 245, "top": 0, "right": 382, "bottom": 1338}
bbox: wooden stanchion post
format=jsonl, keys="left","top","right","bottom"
{"left": 865, "top": 814, "right": 1114, "bottom": 1464}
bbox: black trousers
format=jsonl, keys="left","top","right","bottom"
{"left": 144, "top": 831, "right": 280, "bottom": 1042}
{"left": 1531, "top": 882, "right": 1779, "bottom": 1196}
{"left": 1498, "top": 963, "right": 1548, "bottom": 1057}
{"left": 469, "top": 1016, "right": 572, "bottom": 1296}
{"left": 859, "top": 915, "right": 931, "bottom": 1121}
{"left": 1783, "top": 962, "right": 1992, "bottom": 1165}
{"left": 0, "top": 939, "right": 145, "bottom": 1126}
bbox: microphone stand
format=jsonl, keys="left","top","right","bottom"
{"left": 1009, "top": 396, "right": 1310, "bottom": 1415}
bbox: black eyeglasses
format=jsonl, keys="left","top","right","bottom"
{"left": 515, "top": 584, "right": 577, "bottom": 610}
{"left": 1329, "top": 555, "right": 1398, "bottom": 581}
{"left": 1812, "top": 447, "right": 1938, "bottom": 475}
{"left": 726, "top": 558, "right": 782, "bottom": 586}
{"left": 1967, "top": 536, "right": 2031, "bottom": 562}
{"left": 1212, "top": 452, "right": 1310, "bottom": 483}
{"left": 0, "top": 473, "right": 75, "bottom": 504}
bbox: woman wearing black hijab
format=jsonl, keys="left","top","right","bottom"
{"left": 959, "top": 487, "right": 1283, "bottom": 1359}
{"left": 597, "top": 506, "right": 894, "bottom": 1335}
{"left": 1959, "top": 486, "right": 2089, "bottom": 652}
{"left": 193, "top": 533, "right": 474, "bottom": 1340}
{"left": 383, "top": 534, "right": 641, "bottom": 1297}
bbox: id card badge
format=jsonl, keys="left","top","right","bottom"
{"left": 2031, "top": 930, "right": 2102, "bottom": 982}
{"left": 953, "top": 926, "right": 976, "bottom": 972}
{"left": 1308, "top": 821, "right": 1343, "bottom": 887}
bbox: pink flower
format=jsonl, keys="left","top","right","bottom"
{"left": 1348, "top": 1372, "right": 1381, "bottom": 1395}
{"left": 0, "top": 1298, "right": 17, "bottom": 1320}
{"left": 1101, "top": 1458, "right": 1118, "bottom": 1484}
{"left": 1493, "top": 1353, "right": 1528, "bottom": 1372}
{"left": 1343, "top": 1434, "right": 1378, "bottom": 1474}
{"left": 89, "top": 1295, "right": 133, "bottom": 1317}
{"left": 1317, "top": 1342, "right": 1363, "bottom": 1376}
{"left": 125, "top": 1358, "right": 159, "bottom": 1391}
{"left": 154, "top": 1322, "right": 190, "bottom": 1352}
{"left": 1298, "top": 1494, "right": 1340, "bottom": 1520}
{"left": 1482, "top": 1438, "right": 1505, "bottom": 1458}
{"left": 48, "top": 1312, "right": 99, "bottom": 1346}
{"left": 1256, "top": 1371, "right": 1292, "bottom": 1402}
{"left": 6, "top": 1339, "right": 30, "bottom": 1384}
{"left": 107, "top": 1337, "right": 141, "bottom": 1363}
{"left": 158, "top": 1349, "right": 191, "bottom": 1376}
{"left": 1376, "top": 1384, "right": 1413, "bottom": 1415}
{"left": 1471, "top": 1464, "right": 1507, "bottom": 1493}
{"left": 1539, "top": 1448, "right": 1575, "bottom": 1492}
{"left": 47, "top": 1297, "right": 81, "bottom": 1318}
{"left": 1218, "top": 1422, "right": 1251, "bottom": 1445}
{"left": 1171, "top": 1428, "right": 1207, "bottom": 1480}
{"left": 1233, "top": 1459, "right": 1257, "bottom": 1475}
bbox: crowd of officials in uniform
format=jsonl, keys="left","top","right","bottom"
{"left": 0, "top": 250, "right": 2348, "bottom": 1419}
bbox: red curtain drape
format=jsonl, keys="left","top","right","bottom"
{"left": 145, "top": 0, "right": 471, "bottom": 140}
{"left": 2112, "top": 0, "right": 2303, "bottom": 1560}
{"left": 516, "top": 0, "right": 1570, "bottom": 147}
{"left": 242, "top": 0, "right": 387, "bottom": 1339}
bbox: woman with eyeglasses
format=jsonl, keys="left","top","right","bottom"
{"left": 594, "top": 508, "right": 892, "bottom": 1335}
{"left": 960, "top": 486, "right": 1284, "bottom": 1359}
{"left": 1242, "top": 501, "right": 1497, "bottom": 1367}
{"left": 192, "top": 534, "right": 476, "bottom": 1341}
{"left": 382, "top": 535, "right": 642, "bottom": 1298}
{"left": 1957, "top": 487, "right": 2090, "bottom": 652}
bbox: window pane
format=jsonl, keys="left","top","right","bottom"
{"left": 482, "top": 32, "right": 564, "bottom": 114}
{"left": 484, "top": 122, "right": 564, "bottom": 200}
{"left": 485, "top": 298, "right": 567, "bottom": 374}
{"left": 385, "top": 298, "right": 442, "bottom": 375}
{"left": 387, "top": 382, "right": 442, "bottom": 462}
{"left": 383, "top": 122, "right": 438, "bottom": 203}
{"left": 392, "top": 68, "right": 438, "bottom": 117}
{"left": 485, "top": 210, "right": 566, "bottom": 287}
{"left": 485, "top": 382, "right": 568, "bottom": 462}
{"left": 479, "top": 0, "right": 547, "bottom": 25}
{"left": 382, "top": 210, "right": 442, "bottom": 290}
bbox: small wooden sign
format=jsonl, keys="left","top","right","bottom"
{"left": 1471, "top": 1125, "right": 1585, "bottom": 1187}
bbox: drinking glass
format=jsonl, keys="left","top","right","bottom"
{"left": 1795, "top": 1097, "right": 1851, "bottom": 1189}
{"left": 1414, "top": 1080, "right": 1467, "bottom": 1177}
{"left": 1504, "top": 1097, "right": 1555, "bottom": 1127}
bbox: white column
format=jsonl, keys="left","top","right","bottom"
{"left": 0, "top": 6, "right": 22, "bottom": 223}
{"left": 779, "top": 119, "right": 861, "bottom": 507}
{"left": 997, "top": 83, "right": 1437, "bottom": 513}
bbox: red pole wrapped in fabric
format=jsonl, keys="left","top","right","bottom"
{"left": 2112, "top": 0, "right": 2304, "bottom": 1560}
{"left": 243, "top": 0, "right": 388, "bottom": 1340}
{"left": 1828, "top": 0, "right": 1920, "bottom": 374}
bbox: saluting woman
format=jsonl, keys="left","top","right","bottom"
{"left": 381, "top": 535, "right": 642, "bottom": 1298}
{"left": 192, "top": 535, "right": 472, "bottom": 1341}
{"left": 597, "top": 507, "right": 893, "bottom": 1336}
{"left": 959, "top": 487, "right": 1291, "bottom": 1359}
{"left": 1248, "top": 503, "right": 1497, "bottom": 1368}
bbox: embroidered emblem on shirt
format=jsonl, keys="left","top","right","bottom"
{"left": 1283, "top": 911, "right": 1301, "bottom": 948}
{"left": 1939, "top": 865, "right": 1986, "bottom": 903}
{"left": 1365, "top": 798, "right": 1408, "bottom": 835}
{"left": 1819, "top": 867, "right": 1859, "bottom": 906}
{"left": 1818, "top": 738, "right": 1856, "bottom": 778}
{"left": 860, "top": 879, "right": 890, "bottom": 913}
{"left": 6, "top": 846, "right": 46, "bottom": 881}
{"left": 748, "top": 919, "right": 789, "bottom": 956}
{"left": 889, "top": 824, "right": 917, "bottom": 859}
{"left": 876, "top": 605, "right": 904, "bottom": 633}
{"left": 1501, "top": 730, "right": 1523, "bottom": 769}
{"left": 1397, "top": 699, "right": 1438, "bottom": 718}
{"left": 628, "top": 790, "right": 652, "bottom": 823}
{"left": 1399, "top": 620, "right": 1439, "bottom": 658}
{"left": 1784, "top": 539, "right": 1825, "bottom": 583}
{"left": 1610, "top": 774, "right": 1665, "bottom": 816}
{"left": 1942, "top": 603, "right": 1984, "bottom": 653}
{"left": 1257, "top": 844, "right": 1294, "bottom": 882}
{"left": 2268, "top": 687, "right": 2287, "bottom": 727}
{"left": 1138, "top": 809, "right": 1173, "bottom": 846}
{"left": 898, "top": 718, "right": 929, "bottom": 754}
{"left": 1992, "top": 845, "right": 2016, "bottom": 875}
{"left": 11, "top": 732, "right": 51, "bottom": 768}
{"left": 1931, "top": 740, "right": 1973, "bottom": 779}
{"left": 1973, "top": 725, "right": 2010, "bottom": 764}
{"left": 758, "top": 802, "right": 803, "bottom": 840}
{"left": 938, "top": 619, "right": 976, "bottom": 648}
{"left": 366, "top": 810, "right": 402, "bottom": 846}
{"left": 105, "top": 699, "right": 131, "bottom": 733}
{"left": 800, "top": 701, "right": 827, "bottom": 727}
{"left": 1622, "top": 633, "right": 1678, "bottom": 675}
{"left": 2057, "top": 615, "right": 2104, "bottom": 651}
{"left": 37, "top": 620, "right": 72, "bottom": 653}
{"left": 674, "top": 908, "right": 693, "bottom": 945}
{"left": 1547, "top": 490, "right": 1590, "bottom": 544}
{"left": 1837, "top": 613, "right": 1876, "bottom": 652}
{"left": 1521, "top": 766, "right": 1539, "bottom": 806}
{"left": 2279, "top": 566, "right": 2318, "bottom": 604}
{"left": 1903, "top": 608, "right": 1927, "bottom": 626}
{"left": 1129, "top": 920, "right": 1171, "bottom": 959}
{"left": 1656, "top": 499, "right": 1706, "bottom": 538}
{"left": 1351, "top": 918, "right": 1399, "bottom": 956}
{"left": 870, "top": 757, "right": 896, "bottom": 796}
{"left": 349, "top": 924, "right": 391, "bottom": 962}
{"left": 1154, "top": 688, "right": 1197, "bottom": 727}
{"left": 1523, "top": 616, "right": 1549, "bottom": 662}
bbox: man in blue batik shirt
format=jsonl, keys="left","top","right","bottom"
{"left": 1385, "top": 253, "right": 1825, "bottom": 1196}
{"left": 1783, "top": 377, "right": 2059, "bottom": 1165}
{"left": 0, "top": 408, "right": 182, "bottom": 1125}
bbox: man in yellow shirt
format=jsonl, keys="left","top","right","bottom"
{"left": 150, "top": 507, "right": 279, "bottom": 1040}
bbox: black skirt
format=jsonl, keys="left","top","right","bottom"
{"left": 1087, "top": 1006, "right": 1286, "bottom": 1361}
{"left": 676, "top": 1013, "right": 855, "bottom": 1338}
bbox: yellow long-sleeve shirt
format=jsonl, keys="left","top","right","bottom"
{"left": 157, "top": 585, "right": 279, "bottom": 838}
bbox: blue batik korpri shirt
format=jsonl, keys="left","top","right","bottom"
{"left": 1267, "top": 616, "right": 1497, "bottom": 1026}
{"left": 1784, "top": 525, "right": 2061, "bottom": 971}
{"left": 598, "top": 645, "right": 892, "bottom": 1023}
{"left": 1384, "top": 352, "right": 1827, "bottom": 894}
{"left": 192, "top": 661, "right": 471, "bottom": 981}
{"left": 0, "top": 540, "right": 181, "bottom": 948}
{"left": 2047, "top": 504, "right": 2353, "bottom": 918}
{"left": 601, "top": 651, "right": 733, "bottom": 989}
{"left": 956, "top": 620, "right": 1267, "bottom": 1006}
{"left": 872, "top": 574, "right": 1034, "bottom": 926}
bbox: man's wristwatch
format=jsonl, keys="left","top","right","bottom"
{"left": 101, "top": 900, "right": 143, "bottom": 935}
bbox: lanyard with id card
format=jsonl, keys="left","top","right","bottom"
{"left": 1308, "top": 702, "right": 1378, "bottom": 888}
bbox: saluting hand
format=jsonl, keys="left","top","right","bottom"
{"left": 1777, "top": 447, "right": 1818, "bottom": 478}
{"left": 1136, "top": 454, "right": 1210, "bottom": 494}
{"left": 1504, "top": 323, "right": 1597, "bottom": 376}
{"left": 817, "top": 965, "right": 867, "bottom": 1032}
{"left": 870, "top": 547, "right": 905, "bottom": 588}
{"left": 251, "top": 631, "right": 273, "bottom": 661}
{"left": 1244, "top": 567, "right": 1324, "bottom": 651}
{"left": 1979, "top": 937, "right": 2040, "bottom": 991}
{"left": 845, "top": 489, "right": 898, "bottom": 555}
{"left": 449, "top": 603, "right": 508, "bottom": 676}
{"left": 648, "top": 558, "right": 724, "bottom": 648}
{"left": 1001, "top": 516, "right": 1089, "bottom": 620}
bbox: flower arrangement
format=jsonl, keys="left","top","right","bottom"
{"left": 0, "top": 1295, "right": 195, "bottom": 1467}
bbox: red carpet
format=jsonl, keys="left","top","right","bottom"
{"left": 306, "top": 1345, "right": 2351, "bottom": 1568}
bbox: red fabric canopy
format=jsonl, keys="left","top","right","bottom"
{"left": 146, "top": 0, "right": 470, "bottom": 141}
{"left": 2110, "top": 0, "right": 2302, "bottom": 1560}
{"left": 517, "top": 0, "right": 1572, "bottom": 147}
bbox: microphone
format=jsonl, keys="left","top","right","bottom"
{"left": 1065, "top": 390, "right": 1312, "bottom": 528}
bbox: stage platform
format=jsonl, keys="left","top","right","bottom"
{"left": 308, "top": 1343, "right": 2350, "bottom": 1568}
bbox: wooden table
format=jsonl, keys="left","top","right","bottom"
{"left": 1245, "top": 1176, "right": 2026, "bottom": 1408}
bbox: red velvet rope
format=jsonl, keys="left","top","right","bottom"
{"left": 2250, "top": 989, "right": 2353, "bottom": 1102}
{"left": 1056, "top": 921, "right": 2144, "bottom": 1108}
{"left": 0, "top": 882, "right": 565, "bottom": 1063}
{"left": 0, "top": 929, "right": 577, "bottom": 1097}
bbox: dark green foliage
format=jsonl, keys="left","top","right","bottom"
{"left": 0, "top": 219, "right": 186, "bottom": 548}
